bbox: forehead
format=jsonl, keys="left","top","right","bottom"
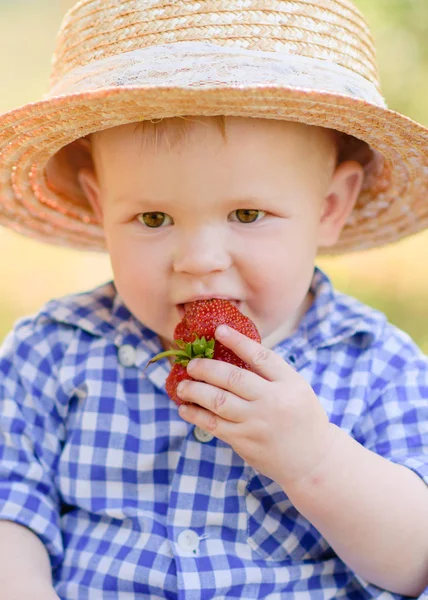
{"left": 90, "top": 118, "right": 337, "bottom": 211}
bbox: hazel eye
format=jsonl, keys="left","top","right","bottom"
{"left": 229, "top": 209, "right": 266, "bottom": 224}
{"left": 137, "top": 212, "right": 173, "bottom": 228}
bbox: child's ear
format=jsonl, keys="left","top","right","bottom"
{"left": 318, "top": 161, "right": 365, "bottom": 248}
{"left": 78, "top": 168, "right": 104, "bottom": 225}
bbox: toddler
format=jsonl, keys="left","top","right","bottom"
{"left": 0, "top": 1, "right": 427, "bottom": 599}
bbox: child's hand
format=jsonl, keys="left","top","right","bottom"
{"left": 177, "top": 324, "right": 336, "bottom": 490}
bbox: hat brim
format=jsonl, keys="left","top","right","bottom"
{"left": 0, "top": 84, "right": 427, "bottom": 253}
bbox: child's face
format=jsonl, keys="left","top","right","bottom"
{"left": 81, "top": 117, "right": 361, "bottom": 347}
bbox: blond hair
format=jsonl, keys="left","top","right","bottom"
{"left": 132, "top": 115, "right": 372, "bottom": 168}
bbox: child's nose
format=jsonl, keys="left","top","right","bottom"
{"left": 172, "top": 227, "right": 232, "bottom": 276}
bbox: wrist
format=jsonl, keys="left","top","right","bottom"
{"left": 282, "top": 422, "right": 344, "bottom": 502}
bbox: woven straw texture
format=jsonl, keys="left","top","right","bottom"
{"left": 0, "top": 0, "right": 427, "bottom": 253}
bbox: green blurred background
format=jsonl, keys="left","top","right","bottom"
{"left": 0, "top": 0, "right": 427, "bottom": 350}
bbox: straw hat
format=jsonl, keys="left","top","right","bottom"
{"left": 0, "top": 0, "right": 427, "bottom": 253}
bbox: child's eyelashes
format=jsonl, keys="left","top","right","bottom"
{"left": 137, "top": 212, "right": 174, "bottom": 228}
{"left": 135, "top": 209, "right": 266, "bottom": 228}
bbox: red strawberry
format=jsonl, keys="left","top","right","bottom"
{"left": 176, "top": 299, "right": 261, "bottom": 369}
{"left": 147, "top": 299, "right": 261, "bottom": 405}
{"left": 165, "top": 364, "right": 193, "bottom": 406}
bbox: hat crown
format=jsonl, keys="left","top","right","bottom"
{"left": 52, "top": 0, "right": 379, "bottom": 90}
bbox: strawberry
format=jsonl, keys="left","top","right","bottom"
{"left": 147, "top": 299, "right": 261, "bottom": 405}
{"left": 165, "top": 364, "right": 192, "bottom": 406}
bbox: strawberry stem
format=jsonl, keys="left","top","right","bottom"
{"left": 147, "top": 349, "right": 190, "bottom": 362}
{"left": 145, "top": 337, "right": 215, "bottom": 370}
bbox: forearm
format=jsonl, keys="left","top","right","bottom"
{"left": 0, "top": 521, "right": 59, "bottom": 600}
{"left": 285, "top": 424, "right": 428, "bottom": 597}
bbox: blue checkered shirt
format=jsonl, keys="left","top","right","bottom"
{"left": 0, "top": 267, "right": 427, "bottom": 599}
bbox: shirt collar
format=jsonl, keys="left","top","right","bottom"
{"left": 38, "top": 281, "right": 163, "bottom": 357}
{"left": 39, "top": 267, "right": 385, "bottom": 371}
{"left": 273, "top": 267, "right": 386, "bottom": 367}
{"left": 38, "top": 282, "right": 170, "bottom": 391}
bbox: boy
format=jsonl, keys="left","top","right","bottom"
{"left": 0, "top": 1, "right": 427, "bottom": 598}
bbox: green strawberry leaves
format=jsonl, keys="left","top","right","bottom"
{"left": 146, "top": 336, "right": 215, "bottom": 369}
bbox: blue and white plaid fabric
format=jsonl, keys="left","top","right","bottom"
{"left": 0, "top": 267, "right": 427, "bottom": 599}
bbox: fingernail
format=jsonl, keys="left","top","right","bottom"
{"left": 187, "top": 359, "right": 199, "bottom": 373}
{"left": 177, "top": 381, "right": 186, "bottom": 395}
{"left": 216, "top": 325, "right": 230, "bottom": 338}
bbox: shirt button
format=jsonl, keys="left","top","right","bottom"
{"left": 118, "top": 345, "right": 136, "bottom": 367}
{"left": 177, "top": 529, "right": 200, "bottom": 553}
{"left": 193, "top": 426, "right": 214, "bottom": 443}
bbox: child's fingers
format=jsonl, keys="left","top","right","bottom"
{"left": 187, "top": 358, "right": 266, "bottom": 402}
{"left": 177, "top": 379, "right": 248, "bottom": 422}
{"left": 178, "top": 402, "right": 236, "bottom": 440}
{"left": 215, "top": 325, "right": 292, "bottom": 382}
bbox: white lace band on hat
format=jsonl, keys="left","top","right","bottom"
{"left": 48, "top": 41, "right": 387, "bottom": 108}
